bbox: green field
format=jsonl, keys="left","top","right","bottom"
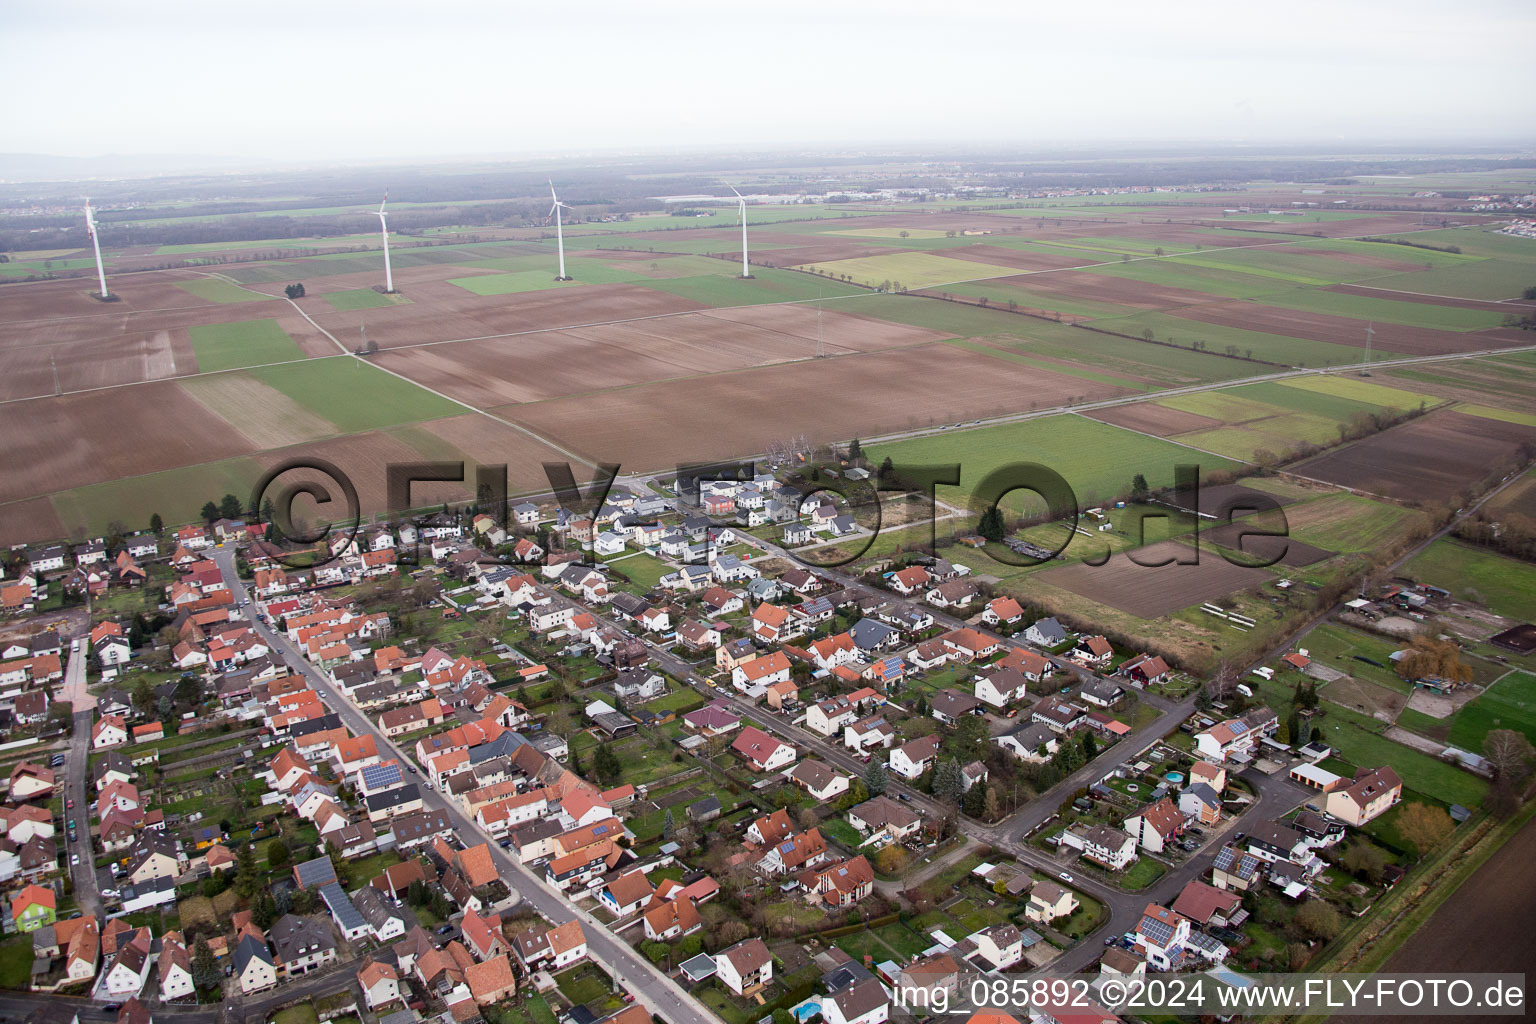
{"left": 1282, "top": 493, "right": 1429, "bottom": 553}
{"left": 1079, "top": 258, "right": 1298, "bottom": 301}
{"left": 1102, "top": 310, "right": 1380, "bottom": 368}
{"left": 174, "top": 278, "right": 272, "bottom": 303}
{"left": 947, "top": 340, "right": 1152, "bottom": 392}
{"left": 1261, "top": 287, "right": 1507, "bottom": 332}
{"left": 868, "top": 413, "right": 1239, "bottom": 514}
{"left": 1274, "top": 374, "right": 1435, "bottom": 410}
{"left": 449, "top": 269, "right": 613, "bottom": 296}
{"left": 1454, "top": 403, "right": 1536, "bottom": 428}
{"left": 1401, "top": 539, "right": 1536, "bottom": 621}
{"left": 638, "top": 266, "right": 870, "bottom": 306}
{"left": 1447, "top": 672, "right": 1536, "bottom": 749}
{"left": 938, "top": 279, "right": 1140, "bottom": 319}
{"left": 248, "top": 358, "right": 463, "bottom": 432}
{"left": 323, "top": 287, "right": 408, "bottom": 312}
{"left": 1303, "top": 624, "right": 1413, "bottom": 694}
{"left": 189, "top": 318, "right": 305, "bottom": 372}
{"left": 50, "top": 456, "right": 269, "bottom": 536}
{"left": 794, "top": 251, "right": 1023, "bottom": 289}
{"left": 1318, "top": 718, "right": 1488, "bottom": 808}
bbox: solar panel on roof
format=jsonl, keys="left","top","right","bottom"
{"left": 780, "top": 841, "right": 795, "bottom": 853}
{"left": 592, "top": 825, "right": 608, "bottom": 835}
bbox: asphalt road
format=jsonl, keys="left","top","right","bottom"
{"left": 211, "top": 548, "right": 713, "bottom": 1024}
{"left": 62, "top": 641, "right": 101, "bottom": 918}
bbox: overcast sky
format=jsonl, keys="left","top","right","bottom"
{"left": 4, "top": 0, "right": 1533, "bottom": 164}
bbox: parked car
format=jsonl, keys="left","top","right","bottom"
{"left": 65, "top": 799, "right": 73, "bottom": 809}
{"left": 70, "top": 854, "right": 80, "bottom": 866}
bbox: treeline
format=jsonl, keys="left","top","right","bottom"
{"left": 1357, "top": 236, "right": 1464, "bottom": 254}
{"left": 1455, "top": 510, "right": 1536, "bottom": 562}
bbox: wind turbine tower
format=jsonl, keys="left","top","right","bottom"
{"left": 376, "top": 193, "right": 395, "bottom": 293}
{"left": 549, "top": 181, "right": 572, "bottom": 281}
{"left": 1361, "top": 321, "right": 1374, "bottom": 376}
{"left": 84, "top": 199, "right": 110, "bottom": 300}
{"left": 731, "top": 186, "right": 753, "bottom": 278}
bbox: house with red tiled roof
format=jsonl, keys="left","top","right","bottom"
{"left": 731, "top": 726, "right": 796, "bottom": 772}
{"left": 1124, "top": 796, "right": 1184, "bottom": 854}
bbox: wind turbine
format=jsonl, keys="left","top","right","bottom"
{"left": 84, "top": 199, "right": 110, "bottom": 300}
{"left": 1361, "top": 321, "right": 1374, "bottom": 376}
{"left": 549, "top": 181, "right": 571, "bottom": 281}
{"left": 376, "top": 192, "right": 395, "bottom": 293}
{"left": 731, "top": 186, "right": 753, "bottom": 279}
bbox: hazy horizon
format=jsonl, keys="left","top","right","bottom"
{"left": 4, "top": 0, "right": 1534, "bottom": 167}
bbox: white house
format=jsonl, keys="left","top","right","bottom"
{"left": 888, "top": 734, "right": 941, "bottom": 780}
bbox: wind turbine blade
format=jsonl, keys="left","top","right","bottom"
{"left": 550, "top": 203, "right": 559, "bottom": 218}
{"left": 549, "top": 180, "right": 558, "bottom": 203}
{"left": 730, "top": 185, "right": 743, "bottom": 198}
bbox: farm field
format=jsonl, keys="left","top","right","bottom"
{"left": 1291, "top": 409, "right": 1536, "bottom": 507}
{"left": 868, "top": 413, "right": 1239, "bottom": 516}
{"left": 1035, "top": 539, "right": 1273, "bottom": 618}
{"left": 174, "top": 277, "right": 271, "bottom": 303}
{"left": 323, "top": 287, "right": 408, "bottom": 311}
{"left": 1278, "top": 492, "right": 1431, "bottom": 553}
{"left": 188, "top": 318, "right": 305, "bottom": 372}
{"left": 1401, "top": 539, "right": 1536, "bottom": 622}
{"left": 794, "top": 252, "right": 1025, "bottom": 289}
{"left": 505, "top": 346, "right": 1137, "bottom": 475}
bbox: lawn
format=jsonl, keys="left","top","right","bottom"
{"left": 1447, "top": 671, "right": 1536, "bottom": 749}
{"left": 868, "top": 413, "right": 1238, "bottom": 516}
{"left": 175, "top": 278, "right": 272, "bottom": 303}
{"left": 0, "top": 936, "right": 33, "bottom": 988}
{"left": 323, "top": 288, "right": 407, "bottom": 312}
{"left": 794, "top": 252, "right": 1024, "bottom": 290}
{"left": 1316, "top": 718, "right": 1487, "bottom": 808}
{"left": 607, "top": 552, "right": 670, "bottom": 590}
{"left": 553, "top": 964, "right": 611, "bottom": 1005}
{"left": 272, "top": 1005, "right": 319, "bottom": 1024}
{"left": 1401, "top": 539, "right": 1536, "bottom": 622}
{"left": 1120, "top": 855, "right": 1167, "bottom": 890}
{"left": 821, "top": 818, "right": 865, "bottom": 849}
{"left": 247, "top": 358, "right": 463, "bottom": 432}
{"left": 1302, "top": 624, "right": 1413, "bottom": 694}
{"left": 189, "top": 318, "right": 305, "bottom": 372}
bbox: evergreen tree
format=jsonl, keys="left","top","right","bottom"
{"left": 592, "top": 743, "right": 622, "bottom": 786}
{"left": 663, "top": 808, "right": 675, "bottom": 840}
{"left": 878, "top": 456, "right": 895, "bottom": 481}
{"left": 1082, "top": 732, "right": 1098, "bottom": 759}
{"left": 962, "top": 784, "right": 986, "bottom": 817}
{"left": 192, "top": 937, "right": 220, "bottom": 989}
{"left": 219, "top": 493, "right": 244, "bottom": 520}
{"left": 978, "top": 506, "right": 1005, "bottom": 542}
{"left": 933, "top": 759, "right": 964, "bottom": 804}
{"left": 149, "top": 512, "right": 163, "bottom": 535}
{"left": 568, "top": 746, "right": 583, "bottom": 776}
{"left": 863, "top": 759, "right": 888, "bottom": 795}
{"left": 200, "top": 501, "right": 220, "bottom": 524}
{"left": 848, "top": 438, "right": 863, "bottom": 461}
{"left": 1131, "top": 473, "right": 1149, "bottom": 500}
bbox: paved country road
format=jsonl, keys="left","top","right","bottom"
{"left": 211, "top": 548, "right": 713, "bottom": 1024}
